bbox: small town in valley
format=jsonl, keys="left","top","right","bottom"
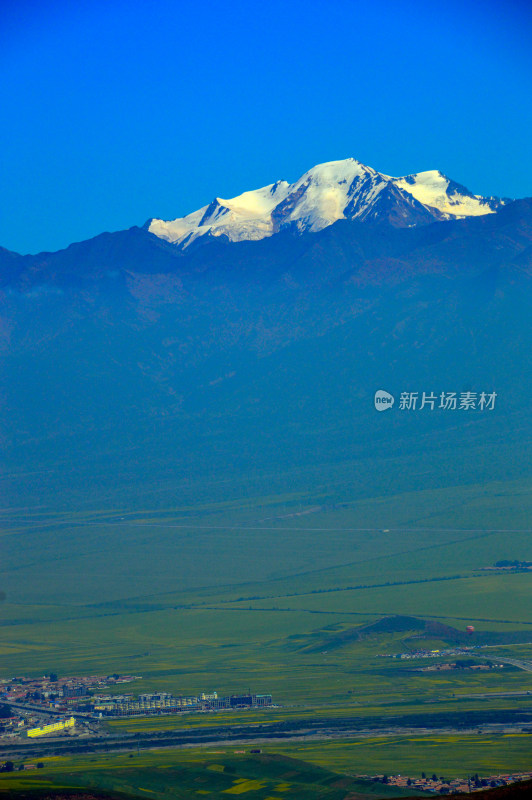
{"left": 373, "top": 771, "right": 532, "bottom": 794}
{"left": 2, "top": 673, "right": 532, "bottom": 794}
{"left": 0, "top": 673, "right": 273, "bottom": 739}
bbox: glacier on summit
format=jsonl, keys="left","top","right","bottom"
{"left": 147, "top": 158, "right": 505, "bottom": 248}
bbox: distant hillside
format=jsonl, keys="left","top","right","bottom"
{"left": 299, "top": 615, "right": 532, "bottom": 653}
{"left": 0, "top": 753, "right": 417, "bottom": 800}
{"left": 1, "top": 198, "right": 532, "bottom": 511}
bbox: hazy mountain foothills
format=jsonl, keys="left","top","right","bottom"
{"left": 1, "top": 184, "right": 532, "bottom": 512}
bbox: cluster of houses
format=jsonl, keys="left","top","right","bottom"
{"left": 0, "top": 674, "right": 139, "bottom": 708}
{"left": 376, "top": 771, "right": 532, "bottom": 794}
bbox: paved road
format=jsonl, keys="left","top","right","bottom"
{"left": 6, "top": 701, "right": 93, "bottom": 719}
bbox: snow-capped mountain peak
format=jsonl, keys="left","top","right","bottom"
{"left": 147, "top": 158, "right": 506, "bottom": 248}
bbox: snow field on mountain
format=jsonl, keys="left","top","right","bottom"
{"left": 148, "top": 157, "right": 501, "bottom": 247}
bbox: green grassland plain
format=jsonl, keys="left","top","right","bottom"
{"left": 1, "top": 478, "right": 532, "bottom": 781}
{"left": 0, "top": 750, "right": 419, "bottom": 800}
{"left": 1, "top": 736, "right": 532, "bottom": 799}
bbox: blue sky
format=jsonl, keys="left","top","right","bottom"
{"left": 1, "top": 0, "right": 531, "bottom": 254}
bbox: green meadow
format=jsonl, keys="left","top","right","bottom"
{"left": 1, "top": 477, "right": 532, "bottom": 786}
{"left": 264, "top": 733, "right": 532, "bottom": 777}
{"left": 0, "top": 749, "right": 418, "bottom": 800}
{"left": 1, "top": 735, "right": 532, "bottom": 800}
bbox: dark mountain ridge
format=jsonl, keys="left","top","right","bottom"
{"left": 2, "top": 198, "right": 531, "bottom": 291}
{"left": 1, "top": 200, "right": 532, "bottom": 510}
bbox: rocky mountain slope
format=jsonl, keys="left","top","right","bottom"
{"left": 147, "top": 158, "right": 506, "bottom": 248}
{"left": 0, "top": 189, "right": 530, "bottom": 511}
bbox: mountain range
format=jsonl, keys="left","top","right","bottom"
{"left": 147, "top": 158, "right": 506, "bottom": 248}
{"left": 1, "top": 158, "right": 531, "bottom": 512}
